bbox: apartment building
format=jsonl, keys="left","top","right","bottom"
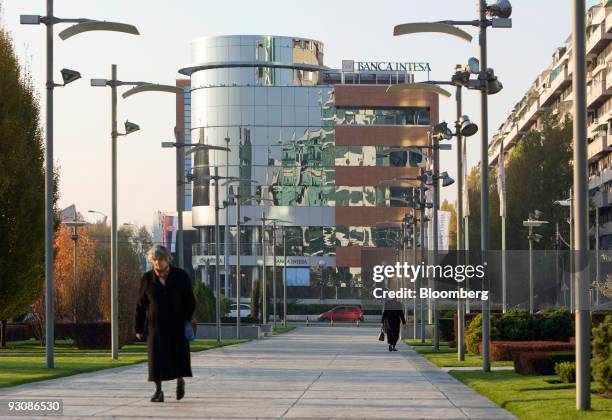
{"left": 489, "top": 1, "right": 612, "bottom": 249}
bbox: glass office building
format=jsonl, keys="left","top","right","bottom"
{"left": 178, "top": 35, "right": 438, "bottom": 301}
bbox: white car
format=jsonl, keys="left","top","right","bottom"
{"left": 228, "top": 304, "right": 251, "bottom": 318}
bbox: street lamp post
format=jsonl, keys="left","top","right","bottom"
{"left": 523, "top": 211, "right": 548, "bottom": 314}
{"left": 572, "top": 0, "right": 591, "bottom": 404}
{"left": 20, "top": 2, "right": 139, "bottom": 368}
{"left": 393, "top": 0, "right": 511, "bottom": 373}
{"left": 261, "top": 212, "right": 267, "bottom": 325}
{"left": 162, "top": 142, "right": 231, "bottom": 270}
{"left": 91, "top": 73, "right": 182, "bottom": 359}
{"left": 63, "top": 219, "right": 88, "bottom": 298}
{"left": 258, "top": 217, "right": 292, "bottom": 328}
{"left": 224, "top": 186, "right": 264, "bottom": 339}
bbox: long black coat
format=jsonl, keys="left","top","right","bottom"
{"left": 134, "top": 266, "right": 196, "bottom": 382}
{"left": 381, "top": 300, "right": 406, "bottom": 346}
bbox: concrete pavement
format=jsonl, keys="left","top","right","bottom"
{"left": 0, "top": 326, "right": 515, "bottom": 419}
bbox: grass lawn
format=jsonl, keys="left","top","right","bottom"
{"left": 0, "top": 338, "right": 248, "bottom": 388}
{"left": 272, "top": 326, "right": 295, "bottom": 335}
{"left": 450, "top": 370, "right": 612, "bottom": 420}
{"left": 404, "top": 340, "right": 513, "bottom": 367}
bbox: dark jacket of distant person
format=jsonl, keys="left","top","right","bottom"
{"left": 381, "top": 299, "right": 406, "bottom": 346}
{"left": 135, "top": 265, "right": 196, "bottom": 382}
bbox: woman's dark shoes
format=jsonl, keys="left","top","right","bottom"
{"left": 177, "top": 378, "right": 185, "bottom": 400}
{"left": 150, "top": 390, "right": 164, "bottom": 403}
{"left": 392, "top": 346, "right": 398, "bottom": 352}
{"left": 388, "top": 345, "right": 393, "bottom": 352}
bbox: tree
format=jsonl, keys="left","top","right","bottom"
{"left": 193, "top": 281, "right": 215, "bottom": 323}
{"left": 251, "top": 278, "right": 261, "bottom": 323}
{"left": 0, "top": 23, "right": 57, "bottom": 346}
{"left": 465, "top": 111, "right": 572, "bottom": 251}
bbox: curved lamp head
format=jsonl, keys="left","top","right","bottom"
{"left": 486, "top": 0, "right": 512, "bottom": 19}
{"left": 440, "top": 172, "right": 455, "bottom": 187}
{"left": 458, "top": 115, "right": 479, "bottom": 137}
{"left": 386, "top": 83, "right": 452, "bottom": 98}
{"left": 60, "top": 68, "right": 81, "bottom": 85}
{"left": 433, "top": 122, "right": 453, "bottom": 140}
{"left": 122, "top": 84, "right": 183, "bottom": 99}
{"left": 59, "top": 21, "right": 139, "bottom": 41}
{"left": 393, "top": 22, "right": 472, "bottom": 42}
{"left": 124, "top": 120, "right": 140, "bottom": 135}
{"left": 467, "top": 57, "right": 480, "bottom": 74}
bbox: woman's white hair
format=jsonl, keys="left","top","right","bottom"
{"left": 147, "top": 245, "right": 173, "bottom": 263}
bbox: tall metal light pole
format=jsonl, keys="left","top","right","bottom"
{"left": 64, "top": 220, "right": 88, "bottom": 300}
{"left": 283, "top": 227, "right": 288, "bottom": 328}
{"left": 91, "top": 75, "right": 182, "bottom": 359}
{"left": 432, "top": 133, "right": 441, "bottom": 351}
{"left": 523, "top": 212, "right": 548, "bottom": 314}
{"left": 393, "top": 0, "right": 512, "bottom": 372}
{"left": 223, "top": 186, "right": 263, "bottom": 338}
{"left": 20, "top": 2, "right": 138, "bottom": 369}
{"left": 162, "top": 142, "right": 230, "bottom": 270}
{"left": 455, "top": 85, "right": 466, "bottom": 361}
{"left": 261, "top": 212, "right": 267, "bottom": 325}
{"left": 224, "top": 135, "right": 231, "bottom": 297}
{"left": 419, "top": 180, "right": 428, "bottom": 343}
{"left": 572, "top": 0, "right": 591, "bottom": 409}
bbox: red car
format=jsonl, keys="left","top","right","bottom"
{"left": 318, "top": 305, "right": 364, "bottom": 322}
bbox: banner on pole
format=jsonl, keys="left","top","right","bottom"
{"left": 497, "top": 140, "right": 506, "bottom": 218}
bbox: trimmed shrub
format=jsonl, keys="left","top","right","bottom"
{"left": 513, "top": 351, "right": 575, "bottom": 375}
{"left": 496, "top": 310, "right": 537, "bottom": 341}
{"left": 193, "top": 282, "right": 216, "bottom": 323}
{"left": 592, "top": 314, "right": 612, "bottom": 393}
{"left": 548, "top": 351, "right": 576, "bottom": 366}
{"left": 555, "top": 361, "right": 576, "bottom": 383}
{"left": 466, "top": 314, "right": 483, "bottom": 355}
{"left": 5, "top": 323, "right": 35, "bottom": 341}
{"left": 536, "top": 309, "right": 573, "bottom": 341}
{"left": 70, "top": 322, "right": 110, "bottom": 349}
{"left": 514, "top": 351, "right": 553, "bottom": 375}
{"left": 482, "top": 341, "right": 575, "bottom": 362}
{"left": 439, "top": 318, "right": 455, "bottom": 342}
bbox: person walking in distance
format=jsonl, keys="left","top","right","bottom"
{"left": 381, "top": 299, "right": 406, "bottom": 352}
{"left": 135, "top": 245, "right": 196, "bottom": 402}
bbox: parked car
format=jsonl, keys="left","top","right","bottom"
{"left": 228, "top": 304, "right": 251, "bottom": 318}
{"left": 318, "top": 305, "right": 364, "bottom": 322}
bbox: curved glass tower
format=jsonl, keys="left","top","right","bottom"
{"left": 179, "top": 34, "right": 437, "bottom": 306}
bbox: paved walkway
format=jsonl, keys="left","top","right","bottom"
{"left": 0, "top": 327, "right": 515, "bottom": 419}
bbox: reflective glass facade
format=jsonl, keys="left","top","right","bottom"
{"left": 181, "top": 35, "right": 433, "bottom": 295}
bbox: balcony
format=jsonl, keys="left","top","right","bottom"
{"left": 592, "top": 188, "right": 612, "bottom": 208}
{"left": 516, "top": 100, "right": 541, "bottom": 133}
{"left": 588, "top": 134, "right": 611, "bottom": 162}
{"left": 587, "top": 75, "right": 612, "bottom": 108}
{"left": 540, "top": 65, "right": 571, "bottom": 107}
{"left": 586, "top": 22, "right": 612, "bottom": 57}
{"left": 606, "top": 65, "right": 612, "bottom": 90}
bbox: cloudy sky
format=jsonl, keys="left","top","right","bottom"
{"left": 1, "top": 0, "right": 599, "bottom": 227}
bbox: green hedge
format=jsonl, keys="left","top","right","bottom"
{"left": 465, "top": 310, "right": 574, "bottom": 355}
{"left": 592, "top": 314, "right": 612, "bottom": 393}
{"left": 439, "top": 318, "right": 454, "bottom": 342}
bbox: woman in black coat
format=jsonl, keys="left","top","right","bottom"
{"left": 135, "top": 245, "right": 196, "bottom": 402}
{"left": 381, "top": 299, "right": 406, "bottom": 352}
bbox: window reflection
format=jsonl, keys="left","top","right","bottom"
{"left": 335, "top": 107, "right": 430, "bottom": 126}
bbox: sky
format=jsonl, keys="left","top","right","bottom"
{"left": 1, "top": 0, "right": 600, "bottom": 228}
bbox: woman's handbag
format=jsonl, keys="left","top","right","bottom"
{"left": 378, "top": 327, "right": 385, "bottom": 341}
{"left": 184, "top": 321, "right": 195, "bottom": 342}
